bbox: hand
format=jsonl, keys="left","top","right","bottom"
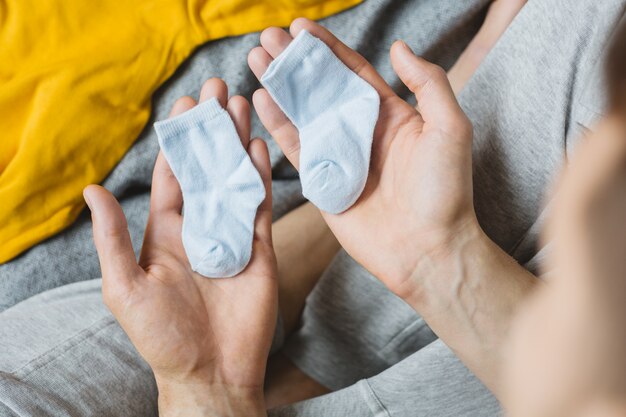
{"left": 84, "top": 79, "right": 275, "bottom": 417}
{"left": 261, "top": 5, "right": 528, "bottom": 404}
{"left": 248, "top": 18, "right": 478, "bottom": 300}
{"left": 249, "top": 20, "right": 542, "bottom": 394}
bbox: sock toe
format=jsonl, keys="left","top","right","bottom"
{"left": 194, "top": 244, "right": 241, "bottom": 278}
{"left": 301, "top": 159, "right": 363, "bottom": 214}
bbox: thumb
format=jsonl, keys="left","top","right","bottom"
{"left": 391, "top": 41, "right": 470, "bottom": 136}
{"left": 84, "top": 185, "right": 142, "bottom": 297}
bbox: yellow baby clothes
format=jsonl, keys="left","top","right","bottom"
{"left": 0, "top": 0, "right": 361, "bottom": 263}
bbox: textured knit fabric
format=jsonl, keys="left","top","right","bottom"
{"left": 0, "top": 1, "right": 623, "bottom": 416}
{"left": 154, "top": 98, "right": 265, "bottom": 277}
{"left": 0, "top": 0, "right": 488, "bottom": 311}
{"left": 0, "top": 280, "right": 493, "bottom": 417}
{"left": 261, "top": 30, "right": 380, "bottom": 214}
{"left": 0, "top": 0, "right": 361, "bottom": 263}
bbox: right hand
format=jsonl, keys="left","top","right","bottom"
{"left": 249, "top": 18, "right": 479, "bottom": 300}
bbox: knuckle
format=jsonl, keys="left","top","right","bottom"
{"left": 101, "top": 223, "right": 128, "bottom": 239}
{"left": 102, "top": 278, "right": 131, "bottom": 310}
{"left": 409, "top": 62, "right": 448, "bottom": 97}
{"left": 284, "top": 139, "right": 301, "bottom": 159}
{"left": 175, "top": 95, "right": 192, "bottom": 105}
{"left": 351, "top": 54, "right": 369, "bottom": 75}
{"left": 426, "top": 64, "right": 448, "bottom": 83}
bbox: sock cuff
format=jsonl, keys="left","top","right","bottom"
{"left": 154, "top": 97, "right": 224, "bottom": 139}
{"left": 261, "top": 29, "right": 334, "bottom": 94}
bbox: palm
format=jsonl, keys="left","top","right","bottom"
{"left": 114, "top": 216, "right": 276, "bottom": 386}
{"left": 87, "top": 83, "right": 277, "bottom": 390}
{"left": 250, "top": 21, "right": 476, "bottom": 297}
{"left": 322, "top": 95, "right": 474, "bottom": 294}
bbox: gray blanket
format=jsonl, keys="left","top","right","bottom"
{"left": 0, "top": 0, "right": 492, "bottom": 310}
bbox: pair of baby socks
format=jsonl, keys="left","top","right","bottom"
{"left": 155, "top": 30, "right": 379, "bottom": 278}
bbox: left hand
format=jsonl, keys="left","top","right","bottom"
{"left": 84, "top": 79, "right": 275, "bottom": 417}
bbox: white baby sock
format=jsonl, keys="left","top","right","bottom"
{"left": 261, "top": 30, "right": 380, "bottom": 214}
{"left": 154, "top": 98, "right": 265, "bottom": 278}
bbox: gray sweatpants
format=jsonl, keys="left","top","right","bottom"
{"left": 1, "top": 0, "right": 624, "bottom": 416}
{"left": 0, "top": 279, "right": 493, "bottom": 417}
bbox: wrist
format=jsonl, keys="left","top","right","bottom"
{"left": 398, "top": 218, "right": 487, "bottom": 305}
{"left": 400, "top": 219, "right": 538, "bottom": 393}
{"left": 155, "top": 376, "right": 266, "bottom": 417}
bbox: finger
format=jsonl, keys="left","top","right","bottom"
{"left": 84, "top": 185, "right": 142, "bottom": 289}
{"left": 260, "top": 26, "right": 293, "bottom": 58}
{"left": 150, "top": 152, "right": 183, "bottom": 216}
{"left": 390, "top": 41, "right": 470, "bottom": 135}
{"left": 226, "top": 95, "right": 251, "bottom": 149}
{"left": 289, "top": 18, "right": 395, "bottom": 99}
{"left": 140, "top": 95, "right": 195, "bottom": 264}
{"left": 140, "top": 151, "right": 186, "bottom": 266}
{"left": 150, "top": 96, "right": 197, "bottom": 215}
{"left": 170, "top": 95, "right": 196, "bottom": 117}
{"left": 248, "top": 138, "right": 273, "bottom": 245}
{"left": 199, "top": 78, "right": 228, "bottom": 107}
{"left": 248, "top": 46, "right": 274, "bottom": 81}
{"left": 252, "top": 88, "right": 301, "bottom": 170}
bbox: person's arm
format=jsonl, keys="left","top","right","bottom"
{"left": 249, "top": 18, "right": 537, "bottom": 397}
{"left": 505, "top": 114, "right": 626, "bottom": 417}
{"left": 156, "top": 380, "right": 265, "bottom": 417}
{"left": 404, "top": 224, "right": 537, "bottom": 396}
{"left": 275, "top": 206, "right": 537, "bottom": 397}
{"left": 271, "top": 0, "right": 528, "bottom": 339}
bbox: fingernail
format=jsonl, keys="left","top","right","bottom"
{"left": 397, "top": 40, "right": 414, "bottom": 54}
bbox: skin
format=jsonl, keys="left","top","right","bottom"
{"left": 264, "top": 0, "right": 530, "bottom": 405}
{"left": 266, "top": 202, "right": 340, "bottom": 405}
{"left": 86, "top": 2, "right": 547, "bottom": 414}
{"left": 83, "top": 0, "right": 626, "bottom": 413}
{"left": 272, "top": 201, "right": 340, "bottom": 336}
{"left": 84, "top": 80, "right": 275, "bottom": 416}
{"left": 448, "top": 0, "right": 528, "bottom": 94}
{"left": 249, "top": 17, "right": 536, "bottom": 395}
{"left": 272, "top": 0, "right": 529, "bottom": 338}
{"left": 86, "top": 103, "right": 626, "bottom": 417}
{"left": 505, "top": 115, "right": 626, "bottom": 417}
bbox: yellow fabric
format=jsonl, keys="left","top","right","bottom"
{"left": 0, "top": 0, "right": 361, "bottom": 262}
